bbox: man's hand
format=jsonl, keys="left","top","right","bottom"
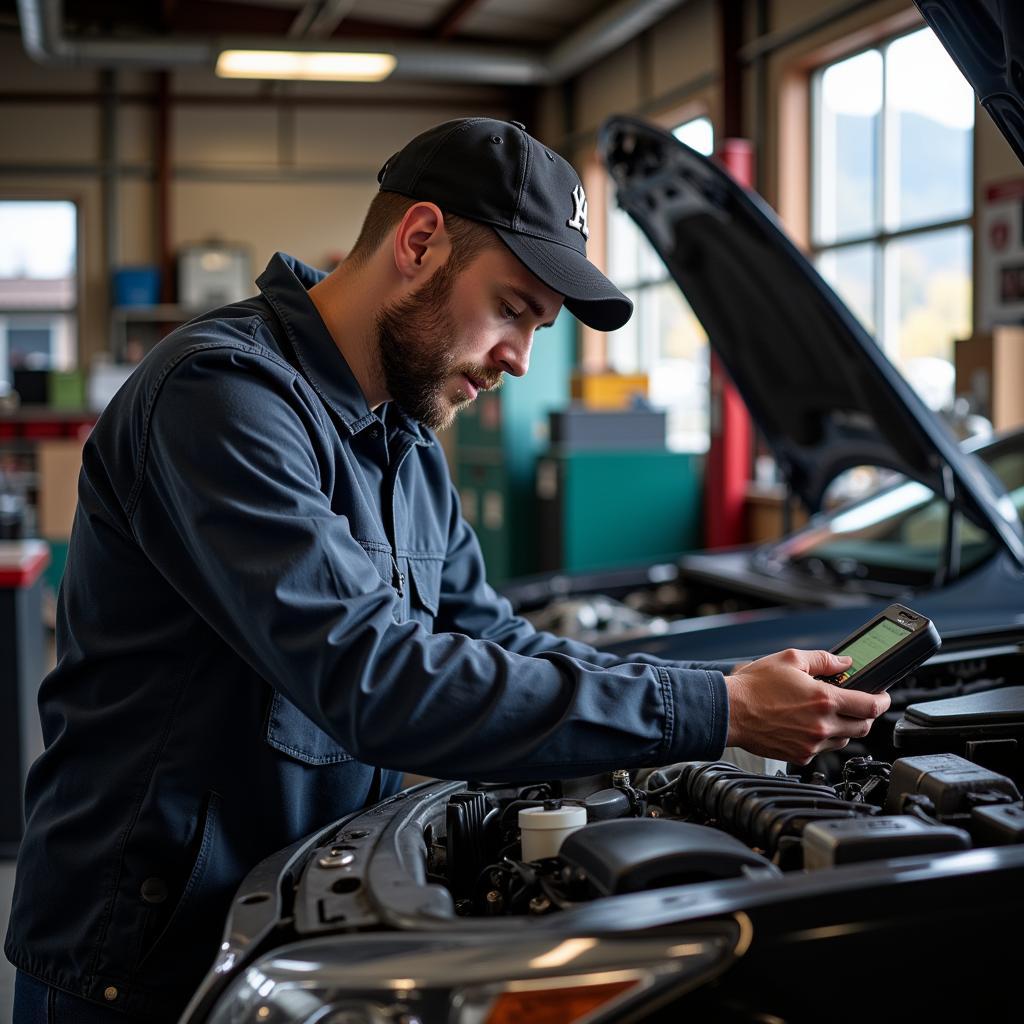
{"left": 724, "top": 648, "right": 891, "bottom": 764}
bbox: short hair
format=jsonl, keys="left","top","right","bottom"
{"left": 346, "top": 191, "right": 502, "bottom": 272}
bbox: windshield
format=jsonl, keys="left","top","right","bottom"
{"left": 764, "top": 436, "right": 1024, "bottom": 588}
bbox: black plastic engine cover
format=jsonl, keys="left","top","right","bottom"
{"left": 971, "top": 802, "right": 1024, "bottom": 845}
{"left": 894, "top": 687, "right": 1024, "bottom": 754}
{"left": 802, "top": 815, "right": 970, "bottom": 870}
{"left": 883, "top": 753, "right": 1020, "bottom": 816}
{"left": 906, "top": 686, "right": 1024, "bottom": 727}
{"left": 583, "top": 788, "right": 633, "bottom": 821}
{"left": 558, "top": 818, "right": 777, "bottom": 896}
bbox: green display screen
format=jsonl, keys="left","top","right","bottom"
{"left": 838, "top": 618, "right": 911, "bottom": 676}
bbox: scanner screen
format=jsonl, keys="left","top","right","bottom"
{"left": 838, "top": 618, "right": 911, "bottom": 676}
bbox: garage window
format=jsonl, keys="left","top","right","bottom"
{"left": 812, "top": 27, "right": 974, "bottom": 409}
{"left": 605, "top": 116, "right": 713, "bottom": 452}
{"left": 0, "top": 200, "right": 79, "bottom": 390}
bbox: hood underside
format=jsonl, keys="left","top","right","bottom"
{"left": 914, "top": 0, "right": 1024, "bottom": 167}
{"left": 598, "top": 115, "right": 1024, "bottom": 569}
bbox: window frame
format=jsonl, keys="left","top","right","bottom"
{"left": 603, "top": 114, "right": 715, "bottom": 451}
{"left": 809, "top": 27, "right": 974, "bottom": 360}
{"left": 0, "top": 195, "right": 83, "bottom": 388}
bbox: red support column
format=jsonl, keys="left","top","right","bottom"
{"left": 704, "top": 138, "right": 754, "bottom": 549}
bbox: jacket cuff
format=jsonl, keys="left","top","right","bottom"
{"left": 661, "top": 667, "right": 730, "bottom": 762}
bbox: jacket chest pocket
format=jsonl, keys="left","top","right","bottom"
{"left": 265, "top": 689, "right": 353, "bottom": 765}
{"left": 406, "top": 555, "right": 442, "bottom": 630}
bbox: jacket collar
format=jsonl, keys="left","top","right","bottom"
{"left": 256, "top": 252, "right": 433, "bottom": 446}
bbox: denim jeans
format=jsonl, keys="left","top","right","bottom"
{"left": 13, "top": 971, "right": 143, "bottom": 1024}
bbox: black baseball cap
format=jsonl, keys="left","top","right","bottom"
{"left": 376, "top": 117, "right": 633, "bottom": 332}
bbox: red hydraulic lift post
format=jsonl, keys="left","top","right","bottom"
{"left": 704, "top": 0, "right": 753, "bottom": 550}
{"left": 705, "top": 141, "right": 754, "bottom": 549}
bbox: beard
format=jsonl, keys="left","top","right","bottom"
{"left": 375, "top": 261, "right": 501, "bottom": 431}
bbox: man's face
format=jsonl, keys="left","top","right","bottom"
{"left": 375, "top": 243, "right": 563, "bottom": 431}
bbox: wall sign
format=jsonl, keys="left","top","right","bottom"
{"left": 980, "top": 179, "right": 1024, "bottom": 329}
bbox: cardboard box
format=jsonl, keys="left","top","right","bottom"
{"left": 36, "top": 439, "right": 83, "bottom": 539}
{"left": 954, "top": 326, "right": 1024, "bottom": 431}
{"left": 570, "top": 371, "right": 649, "bottom": 410}
{"left": 745, "top": 483, "right": 808, "bottom": 544}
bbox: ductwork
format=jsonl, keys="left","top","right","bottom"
{"left": 17, "top": 0, "right": 213, "bottom": 69}
{"left": 16, "top": 0, "right": 687, "bottom": 85}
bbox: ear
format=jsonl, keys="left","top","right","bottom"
{"left": 392, "top": 201, "right": 451, "bottom": 282}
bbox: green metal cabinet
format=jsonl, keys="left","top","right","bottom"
{"left": 536, "top": 448, "right": 704, "bottom": 573}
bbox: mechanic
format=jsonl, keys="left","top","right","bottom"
{"left": 6, "top": 117, "right": 888, "bottom": 1023}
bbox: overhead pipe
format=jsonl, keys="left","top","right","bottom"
{"left": 17, "top": 0, "right": 689, "bottom": 84}
{"left": 287, "top": 0, "right": 358, "bottom": 40}
{"left": 17, "top": 0, "right": 212, "bottom": 69}
{"left": 546, "top": 0, "right": 688, "bottom": 80}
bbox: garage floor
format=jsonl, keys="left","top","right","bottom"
{"left": 1, "top": 629, "right": 56, "bottom": 1019}
{"left": 0, "top": 861, "right": 14, "bottom": 1019}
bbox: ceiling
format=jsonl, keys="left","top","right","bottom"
{"left": 4, "top": 0, "right": 690, "bottom": 86}
{"left": 58, "top": 0, "right": 614, "bottom": 46}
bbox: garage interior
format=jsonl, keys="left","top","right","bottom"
{"left": 2, "top": 1, "right": 1024, "bottom": 1019}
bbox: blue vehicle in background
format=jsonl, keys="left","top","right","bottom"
{"left": 589, "top": 425, "right": 1024, "bottom": 666}
{"left": 504, "top": 89, "right": 1024, "bottom": 665}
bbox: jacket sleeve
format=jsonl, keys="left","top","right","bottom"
{"left": 131, "top": 348, "right": 729, "bottom": 781}
{"left": 434, "top": 483, "right": 735, "bottom": 675}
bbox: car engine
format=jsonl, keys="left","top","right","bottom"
{"left": 186, "top": 652, "right": 1024, "bottom": 1024}
{"left": 427, "top": 672, "right": 1024, "bottom": 918}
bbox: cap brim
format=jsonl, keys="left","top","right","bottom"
{"left": 494, "top": 228, "right": 633, "bottom": 332}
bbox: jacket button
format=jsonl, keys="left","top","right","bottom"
{"left": 141, "top": 877, "right": 168, "bottom": 904}
{"left": 103, "top": 986, "right": 118, "bottom": 1001}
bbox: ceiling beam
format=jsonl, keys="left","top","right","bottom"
{"left": 288, "top": 0, "right": 357, "bottom": 39}
{"left": 432, "top": 0, "right": 484, "bottom": 40}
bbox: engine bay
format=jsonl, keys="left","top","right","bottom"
{"left": 507, "top": 568, "right": 778, "bottom": 647}
{"left": 200, "top": 643, "right": 1024, "bottom": 1024}
{"left": 422, "top": 652, "right": 1024, "bottom": 919}
{"left": 284, "top": 640, "right": 1024, "bottom": 946}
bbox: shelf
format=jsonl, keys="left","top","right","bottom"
{"left": 110, "top": 304, "right": 210, "bottom": 361}
{"left": 111, "top": 304, "right": 207, "bottom": 321}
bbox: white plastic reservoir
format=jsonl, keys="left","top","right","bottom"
{"left": 518, "top": 804, "right": 588, "bottom": 861}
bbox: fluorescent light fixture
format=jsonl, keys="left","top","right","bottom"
{"left": 216, "top": 49, "right": 396, "bottom": 82}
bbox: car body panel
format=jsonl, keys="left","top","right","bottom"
{"left": 187, "top": 764, "right": 1024, "bottom": 1022}
{"left": 603, "top": 551, "right": 1024, "bottom": 664}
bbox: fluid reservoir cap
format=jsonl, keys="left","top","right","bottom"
{"left": 519, "top": 805, "right": 587, "bottom": 830}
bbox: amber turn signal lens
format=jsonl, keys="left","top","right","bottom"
{"left": 484, "top": 978, "right": 639, "bottom": 1024}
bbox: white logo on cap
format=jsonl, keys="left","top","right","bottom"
{"left": 567, "top": 184, "right": 589, "bottom": 240}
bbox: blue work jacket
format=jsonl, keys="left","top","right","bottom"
{"left": 5, "top": 253, "right": 729, "bottom": 1021}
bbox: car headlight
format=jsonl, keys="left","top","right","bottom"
{"left": 204, "top": 920, "right": 744, "bottom": 1024}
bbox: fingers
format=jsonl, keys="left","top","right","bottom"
{"left": 821, "top": 735, "right": 852, "bottom": 751}
{"left": 831, "top": 686, "right": 891, "bottom": 720}
{"left": 828, "top": 714, "right": 874, "bottom": 740}
{"left": 790, "top": 735, "right": 851, "bottom": 766}
{"left": 796, "top": 648, "right": 853, "bottom": 676}
{"left": 817, "top": 736, "right": 852, "bottom": 756}
{"left": 728, "top": 648, "right": 891, "bottom": 764}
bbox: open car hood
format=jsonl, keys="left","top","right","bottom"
{"left": 597, "top": 115, "right": 1024, "bottom": 570}
{"left": 914, "top": 0, "right": 1024, "bottom": 166}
